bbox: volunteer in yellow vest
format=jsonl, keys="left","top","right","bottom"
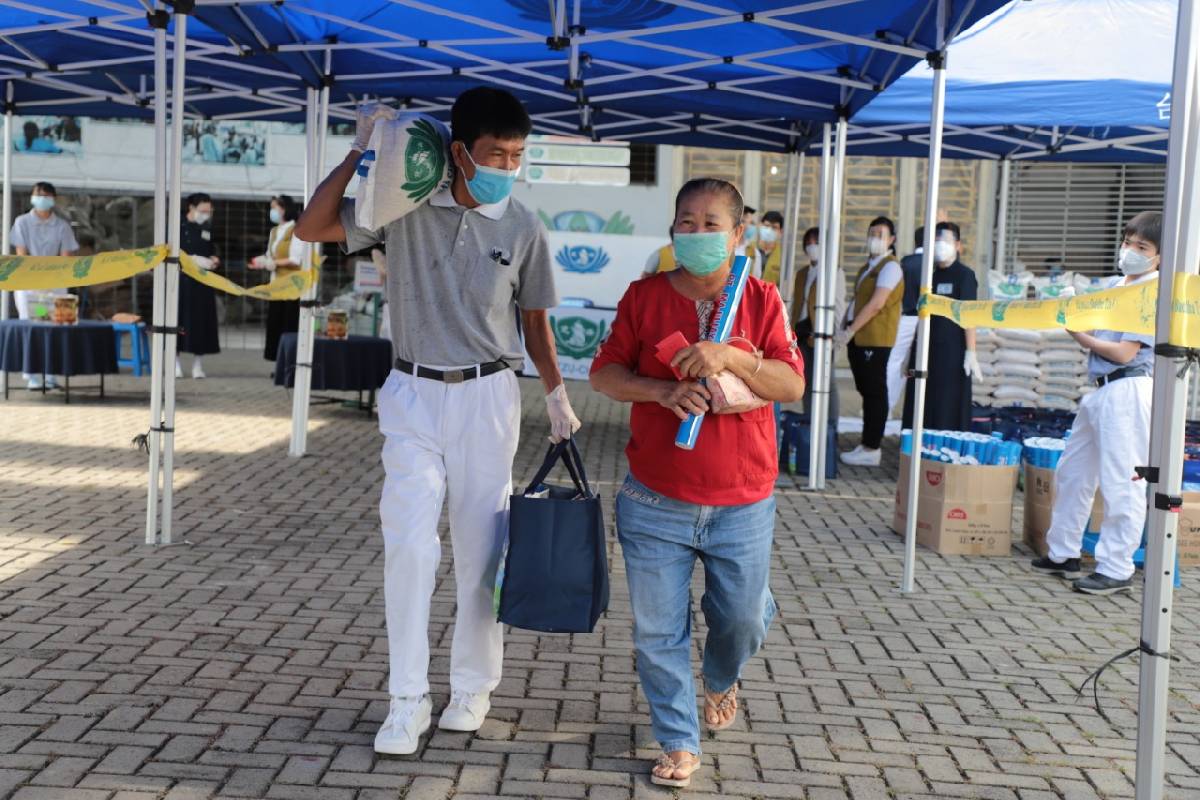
{"left": 758, "top": 210, "right": 784, "bottom": 287}
{"left": 836, "top": 215, "right": 903, "bottom": 467}
{"left": 643, "top": 225, "right": 676, "bottom": 276}
{"left": 792, "top": 226, "right": 846, "bottom": 420}
{"left": 250, "top": 194, "right": 308, "bottom": 361}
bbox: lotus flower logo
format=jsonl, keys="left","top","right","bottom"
{"left": 402, "top": 118, "right": 448, "bottom": 203}
{"left": 552, "top": 315, "right": 607, "bottom": 360}
{"left": 556, "top": 244, "right": 610, "bottom": 274}
{"left": 0, "top": 256, "right": 22, "bottom": 282}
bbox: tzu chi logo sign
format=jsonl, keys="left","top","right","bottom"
{"left": 552, "top": 315, "right": 608, "bottom": 360}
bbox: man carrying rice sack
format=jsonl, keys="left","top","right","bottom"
{"left": 1030, "top": 211, "right": 1161, "bottom": 596}
{"left": 297, "top": 87, "right": 582, "bottom": 753}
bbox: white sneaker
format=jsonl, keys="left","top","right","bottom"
{"left": 192, "top": 361, "right": 206, "bottom": 380}
{"left": 175, "top": 361, "right": 184, "bottom": 379}
{"left": 438, "top": 689, "right": 491, "bottom": 732}
{"left": 373, "top": 694, "right": 432, "bottom": 756}
{"left": 45, "top": 376, "right": 59, "bottom": 390}
{"left": 840, "top": 445, "right": 882, "bottom": 467}
{"left": 25, "top": 375, "right": 43, "bottom": 390}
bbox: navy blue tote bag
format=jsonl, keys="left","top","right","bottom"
{"left": 496, "top": 439, "right": 609, "bottom": 634}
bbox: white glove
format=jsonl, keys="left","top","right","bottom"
{"left": 964, "top": 349, "right": 984, "bottom": 381}
{"left": 352, "top": 101, "right": 397, "bottom": 153}
{"left": 262, "top": 255, "right": 276, "bottom": 270}
{"left": 191, "top": 254, "right": 215, "bottom": 271}
{"left": 833, "top": 328, "right": 851, "bottom": 349}
{"left": 545, "top": 383, "right": 582, "bottom": 443}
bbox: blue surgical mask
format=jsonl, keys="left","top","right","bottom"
{"left": 758, "top": 226, "right": 778, "bottom": 244}
{"left": 743, "top": 224, "right": 757, "bottom": 240}
{"left": 269, "top": 208, "right": 282, "bottom": 225}
{"left": 673, "top": 231, "right": 731, "bottom": 276}
{"left": 31, "top": 195, "right": 54, "bottom": 212}
{"left": 463, "top": 147, "right": 518, "bottom": 205}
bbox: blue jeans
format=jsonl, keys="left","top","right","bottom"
{"left": 615, "top": 474, "right": 777, "bottom": 756}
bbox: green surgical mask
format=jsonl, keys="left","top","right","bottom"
{"left": 673, "top": 231, "right": 730, "bottom": 276}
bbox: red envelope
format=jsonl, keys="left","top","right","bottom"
{"left": 654, "top": 331, "right": 690, "bottom": 379}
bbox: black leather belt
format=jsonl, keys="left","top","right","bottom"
{"left": 395, "top": 357, "right": 509, "bottom": 384}
{"left": 1095, "top": 365, "right": 1151, "bottom": 387}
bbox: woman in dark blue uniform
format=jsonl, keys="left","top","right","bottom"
{"left": 902, "top": 221, "right": 981, "bottom": 431}
{"left": 177, "top": 192, "right": 221, "bottom": 378}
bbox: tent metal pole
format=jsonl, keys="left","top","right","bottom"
{"left": 1136, "top": 0, "right": 1200, "bottom": 796}
{"left": 144, "top": 6, "right": 168, "bottom": 545}
{"left": 901, "top": 25, "right": 948, "bottom": 595}
{"left": 995, "top": 158, "right": 1011, "bottom": 275}
{"left": 816, "top": 117, "right": 847, "bottom": 490}
{"left": 779, "top": 149, "right": 800, "bottom": 304}
{"left": 289, "top": 86, "right": 320, "bottom": 458}
{"left": 160, "top": 6, "right": 188, "bottom": 545}
{"left": 0, "top": 81, "right": 12, "bottom": 322}
{"left": 808, "top": 123, "right": 833, "bottom": 490}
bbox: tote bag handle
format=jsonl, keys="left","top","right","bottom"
{"left": 523, "top": 439, "right": 592, "bottom": 498}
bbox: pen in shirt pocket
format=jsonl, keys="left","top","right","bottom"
{"left": 489, "top": 248, "right": 511, "bottom": 266}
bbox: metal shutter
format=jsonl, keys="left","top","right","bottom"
{"left": 1003, "top": 163, "right": 1166, "bottom": 276}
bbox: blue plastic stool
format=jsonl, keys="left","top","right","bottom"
{"left": 113, "top": 322, "right": 149, "bottom": 377}
{"left": 1081, "top": 522, "right": 1181, "bottom": 588}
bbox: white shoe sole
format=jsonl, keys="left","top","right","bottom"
{"left": 438, "top": 706, "right": 490, "bottom": 732}
{"left": 373, "top": 715, "right": 431, "bottom": 756}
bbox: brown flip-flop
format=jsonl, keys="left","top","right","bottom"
{"left": 650, "top": 752, "right": 702, "bottom": 788}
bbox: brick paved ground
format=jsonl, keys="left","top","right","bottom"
{"left": 1, "top": 349, "right": 1199, "bottom": 800}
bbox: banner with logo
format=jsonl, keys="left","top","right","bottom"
{"left": 0, "top": 244, "right": 315, "bottom": 301}
{"left": 522, "top": 305, "right": 617, "bottom": 382}
{"left": 547, "top": 231, "right": 667, "bottom": 308}
{"left": 920, "top": 274, "right": 1200, "bottom": 348}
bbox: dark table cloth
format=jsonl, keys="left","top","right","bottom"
{"left": 274, "top": 333, "right": 392, "bottom": 391}
{"left": 0, "top": 319, "right": 119, "bottom": 377}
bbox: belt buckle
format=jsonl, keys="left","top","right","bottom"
{"left": 443, "top": 368, "right": 465, "bottom": 384}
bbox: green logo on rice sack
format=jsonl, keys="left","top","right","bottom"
{"left": 402, "top": 119, "right": 447, "bottom": 202}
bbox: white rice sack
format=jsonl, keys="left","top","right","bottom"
{"left": 997, "top": 328, "right": 1044, "bottom": 345}
{"left": 993, "top": 386, "right": 1040, "bottom": 404}
{"left": 1041, "top": 328, "right": 1075, "bottom": 344}
{"left": 996, "top": 375, "right": 1039, "bottom": 392}
{"left": 1074, "top": 274, "right": 1111, "bottom": 295}
{"left": 995, "top": 347, "right": 1042, "bottom": 366}
{"left": 356, "top": 112, "right": 452, "bottom": 231}
{"left": 1041, "top": 347, "right": 1086, "bottom": 362}
{"left": 976, "top": 328, "right": 1001, "bottom": 345}
{"left": 989, "top": 270, "right": 1034, "bottom": 301}
{"left": 980, "top": 362, "right": 998, "bottom": 377}
{"left": 1038, "top": 379, "right": 1080, "bottom": 395}
{"left": 1078, "top": 384, "right": 1096, "bottom": 397}
{"left": 996, "top": 362, "right": 1042, "bottom": 380}
{"left": 1040, "top": 394, "right": 1078, "bottom": 411}
{"left": 1032, "top": 274, "right": 1076, "bottom": 300}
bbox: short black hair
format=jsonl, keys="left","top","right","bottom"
{"left": 761, "top": 210, "right": 784, "bottom": 227}
{"left": 675, "top": 178, "right": 744, "bottom": 227}
{"left": 914, "top": 225, "right": 924, "bottom": 248}
{"left": 271, "top": 194, "right": 299, "bottom": 222}
{"left": 32, "top": 181, "right": 56, "bottom": 197}
{"left": 936, "top": 221, "right": 961, "bottom": 242}
{"left": 1124, "top": 210, "right": 1162, "bottom": 253}
{"left": 743, "top": 205, "right": 756, "bottom": 216}
{"left": 451, "top": 87, "right": 532, "bottom": 150}
{"left": 803, "top": 226, "right": 819, "bottom": 246}
{"left": 187, "top": 192, "right": 212, "bottom": 210}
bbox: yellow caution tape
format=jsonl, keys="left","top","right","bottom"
{"left": 917, "top": 276, "right": 1200, "bottom": 346}
{"left": 0, "top": 244, "right": 316, "bottom": 301}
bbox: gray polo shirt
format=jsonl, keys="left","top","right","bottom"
{"left": 1087, "top": 273, "right": 1155, "bottom": 382}
{"left": 11, "top": 210, "right": 77, "bottom": 256}
{"left": 340, "top": 189, "right": 557, "bottom": 369}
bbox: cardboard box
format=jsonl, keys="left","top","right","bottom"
{"left": 1177, "top": 492, "right": 1200, "bottom": 566}
{"left": 1022, "top": 465, "right": 1104, "bottom": 557}
{"left": 892, "top": 454, "right": 1017, "bottom": 556}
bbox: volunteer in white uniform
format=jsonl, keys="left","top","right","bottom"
{"left": 10, "top": 181, "right": 78, "bottom": 390}
{"left": 296, "top": 87, "right": 582, "bottom": 754}
{"left": 1031, "top": 210, "right": 1161, "bottom": 595}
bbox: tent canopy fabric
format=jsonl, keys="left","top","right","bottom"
{"left": 0, "top": 0, "right": 1008, "bottom": 151}
{"left": 837, "top": 0, "right": 1174, "bottom": 161}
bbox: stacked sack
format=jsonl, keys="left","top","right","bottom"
{"left": 977, "top": 328, "right": 1088, "bottom": 410}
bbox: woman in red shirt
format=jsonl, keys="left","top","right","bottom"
{"left": 590, "top": 178, "right": 805, "bottom": 788}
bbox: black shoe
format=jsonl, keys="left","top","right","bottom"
{"left": 1030, "top": 556, "right": 1082, "bottom": 580}
{"left": 1072, "top": 572, "right": 1133, "bottom": 596}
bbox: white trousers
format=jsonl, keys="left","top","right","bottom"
{"left": 1047, "top": 375, "right": 1152, "bottom": 580}
{"left": 886, "top": 315, "right": 919, "bottom": 416}
{"left": 377, "top": 366, "right": 521, "bottom": 698}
